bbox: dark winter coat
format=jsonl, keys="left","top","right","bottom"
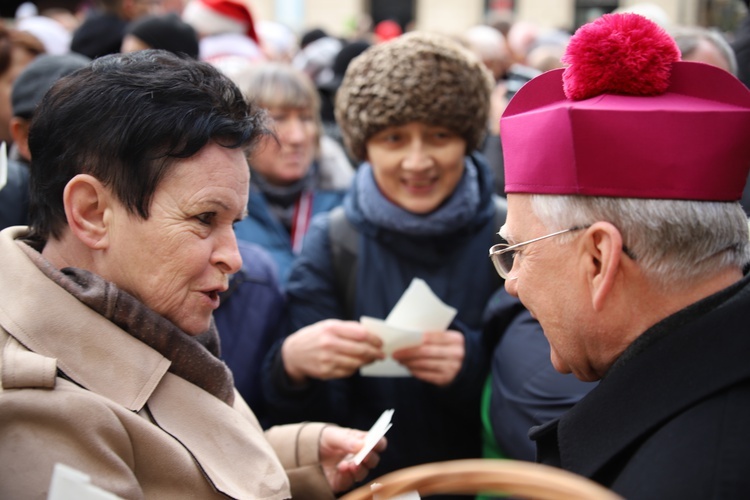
{"left": 531, "top": 274, "right": 750, "bottom": 499}
{"left": 214, "top": 240, "right": 285, "bottom": 428}
{"left": 263, "top": 153, "right": 501, "bottom": 484}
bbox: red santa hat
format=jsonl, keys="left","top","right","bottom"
{"left": 182, "top": 0, "right": 259, "bottom": 44}
{"left": 501, "top": 13, "right": 750, "bottom": 201}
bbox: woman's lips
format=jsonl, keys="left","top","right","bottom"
{"left": 201, "top": 290, "right": 221, "bottom": 309}
{"left": 402, "top": 177, "right": 436, "bottom": 194}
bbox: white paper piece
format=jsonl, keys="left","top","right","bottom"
{"left": 48, "top": 463, "right": 121, "bottom": 499}
{"left": 361, "top": 317, "right": 423, "bottom": 353}
{"left": 386, "top": 278, "right": 457, "bottom": 331}
{"left": 372, "top": 483, "right": 421, "bottom": 500}
{"left": 351, "top": 408, "right": 394, "bottom": 466}
{"left": 360, "top": 317, "right": 422, "bottom": 376}
{"left": 385, "top": 492, "right": 421, "bottom": 500}
{"left": 360, "top": 278, "right": 457, "bottom": 377}
{"left": 0, "top": 142, "right": 7, "bottom": 192}
{"left": 361, "top": 355, "right": 412, "bottom": 377}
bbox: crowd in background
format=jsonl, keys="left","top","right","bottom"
{"left": 1, "top": 0, "right": 750, "bottom": 497}
{"left": 2, "top": 0, "right": 749, "bottom": 204}
{"left": 2, "top": 1, "right": 747, "bottom": 229}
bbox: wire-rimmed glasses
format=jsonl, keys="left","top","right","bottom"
{"left": 489, "top": 226, "right": 590, "bottom": 280}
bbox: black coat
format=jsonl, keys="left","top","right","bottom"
{"left": 0, "top": 160, "right": 29, "bottom": 230}
{"left": 531, "top": 274, "right": 750, "bottom": 499}
{"left": 484, "top": 288, "right": 595, "bottom": 461}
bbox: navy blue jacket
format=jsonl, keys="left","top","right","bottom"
{"left": 263, "top": 153, "right": 501, "bottom": 482}
{"left": 483, "top": 289, "right": 595, "bottom": 461}
{"left": 531, "top": 274, "right": 750, "bottom": 499}
{"left": 214, "top": 240, "right": 285, "bottom": 428}
{"left": 233, "top": 187, "right": 346, "bottom": 286}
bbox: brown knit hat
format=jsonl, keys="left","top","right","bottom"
{"left": 335, "top": 31, "right": 494, "bottom": 162}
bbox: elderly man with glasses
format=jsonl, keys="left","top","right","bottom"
{"left": 492, "top": 12, "right": 750, "bottom": 498}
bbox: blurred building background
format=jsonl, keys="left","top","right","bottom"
{"left": 248, "top": 0, "right": 745, "bottom": 38}
{"left": 2, "top": 0, "right": 746, "bottom": 37}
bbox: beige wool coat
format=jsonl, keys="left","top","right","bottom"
{"left": 0, "top": 226, "right": 334, "bottom": 500}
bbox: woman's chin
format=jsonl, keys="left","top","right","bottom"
{"left": 174, "top": 316, "right": 212, "bottom": 336}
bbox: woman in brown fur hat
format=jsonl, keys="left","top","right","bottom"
{"left": 262, "top": 32, "right": 504, "bottom": 493}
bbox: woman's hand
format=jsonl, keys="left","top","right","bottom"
{"left": 391, "top": 330, "right": 465, "bottom": 386}
{"left": 319, "top": 426, "right": 387, "bottom": 493}
{"left": 282, "top": 319, "right": 385, "bottom": 383}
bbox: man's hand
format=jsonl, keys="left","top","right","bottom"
{"left": 319, "top": 426, "right": 387, "bottom": 493}
{"left": 282, "top": 319, "right": 385, "bottom": 383}
{"left": 391, "top": 330, "right": 465, "bottom": 386}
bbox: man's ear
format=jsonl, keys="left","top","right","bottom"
{"left": 581, "top": 222, "right": 624, "bottom": 311}
{"left": 62, "top": 174, "right": 113, "bottom": 250}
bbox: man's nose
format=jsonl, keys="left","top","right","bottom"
{"left": 504, "top": 275, "right": 519, "bottom": 297}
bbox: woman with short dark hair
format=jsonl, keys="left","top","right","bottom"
{"left": 0, "top": 49, "right": 384, "bottom": 499}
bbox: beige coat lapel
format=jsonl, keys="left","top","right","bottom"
{"left": 149, "top": 375, "right": 289, "bottom": 498}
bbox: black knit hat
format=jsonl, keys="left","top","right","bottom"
{"left": 300, "top": 28, "right": 328, "bottom": 49}
{"left": 12, "top": 53, "right": 91, "bottom": 119}
{"left": 317, "top": 40, "right": 371, "bottom": 92}
{"left": 335, "top": 31, "right": 494, "bottom": 162}
{"left": 126, "top": 14, "right": 199, "bottom": 59}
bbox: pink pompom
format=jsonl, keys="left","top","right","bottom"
{"left": 562, "top": 13, "right": 680, "bottom": 100}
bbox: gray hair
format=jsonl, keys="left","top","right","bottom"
{"left": 229, "top": 61, "right": 322, "bottom": 147}
{"left": 531, "top": 194, "right": 750, "bottom": 288}
{"left": 670, "top": 26, "right": 738, "bottom": 76}
{"left": 231, "top": 61, "right": 321, "bottom": 118}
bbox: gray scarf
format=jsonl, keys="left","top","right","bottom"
{"left": 21, "top": 242, "right": 235, "bottom": 406}
{"left": 356, "top": 156, "right": 480, "bottom": 236}
{"left": 251, "top": 164, "right": 316, "bottom": 231}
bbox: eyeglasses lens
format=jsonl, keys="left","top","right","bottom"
{"left": 492, "top": 247, "right": 515, "bottom": 279}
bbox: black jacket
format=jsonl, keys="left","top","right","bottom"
{"left": 0, "top": 160, "right": 29, "bottom": 230}
{"left": 531, "top": 274, "right": 750, "bottom": 499}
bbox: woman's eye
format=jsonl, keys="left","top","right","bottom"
{"left": 196, "top": 213, "right": 215, "bottom": 225}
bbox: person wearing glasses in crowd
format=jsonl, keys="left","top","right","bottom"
{"left": 492, "top": 12, "right": 750, "bottom": 497}
{"left": 230, "top": 62, "right": 354, "bottom": 286}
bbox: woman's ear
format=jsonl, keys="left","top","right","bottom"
{"left": 63, "top": 174, "right": 113, "bottom": 250}
{"left": 581, "top": 222, "right": 624, "bottom": 311}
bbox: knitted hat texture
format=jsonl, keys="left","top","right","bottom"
{"left": 335, "top": 31, "right": 494, "bottom": 161}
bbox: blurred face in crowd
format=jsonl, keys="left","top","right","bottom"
{"left": 100, "top": 143, "right": 248, "bottom": 335}
{"left": 365, "top": 121, "right": 467, "bottom": 214}
{"left": 121, "top": 34, "right": 151, "bottom": 54}
{"left": 123, "top": 0, "right": 165, "bottom": 20}
{"left": 682, "top": 38, "right": 733, "bottom": 74}
{"left": 251, "top": 106, "right": 318, "bottom": 186}
{"left": 0, "top": 45, "right": 37, "bottom": 143}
